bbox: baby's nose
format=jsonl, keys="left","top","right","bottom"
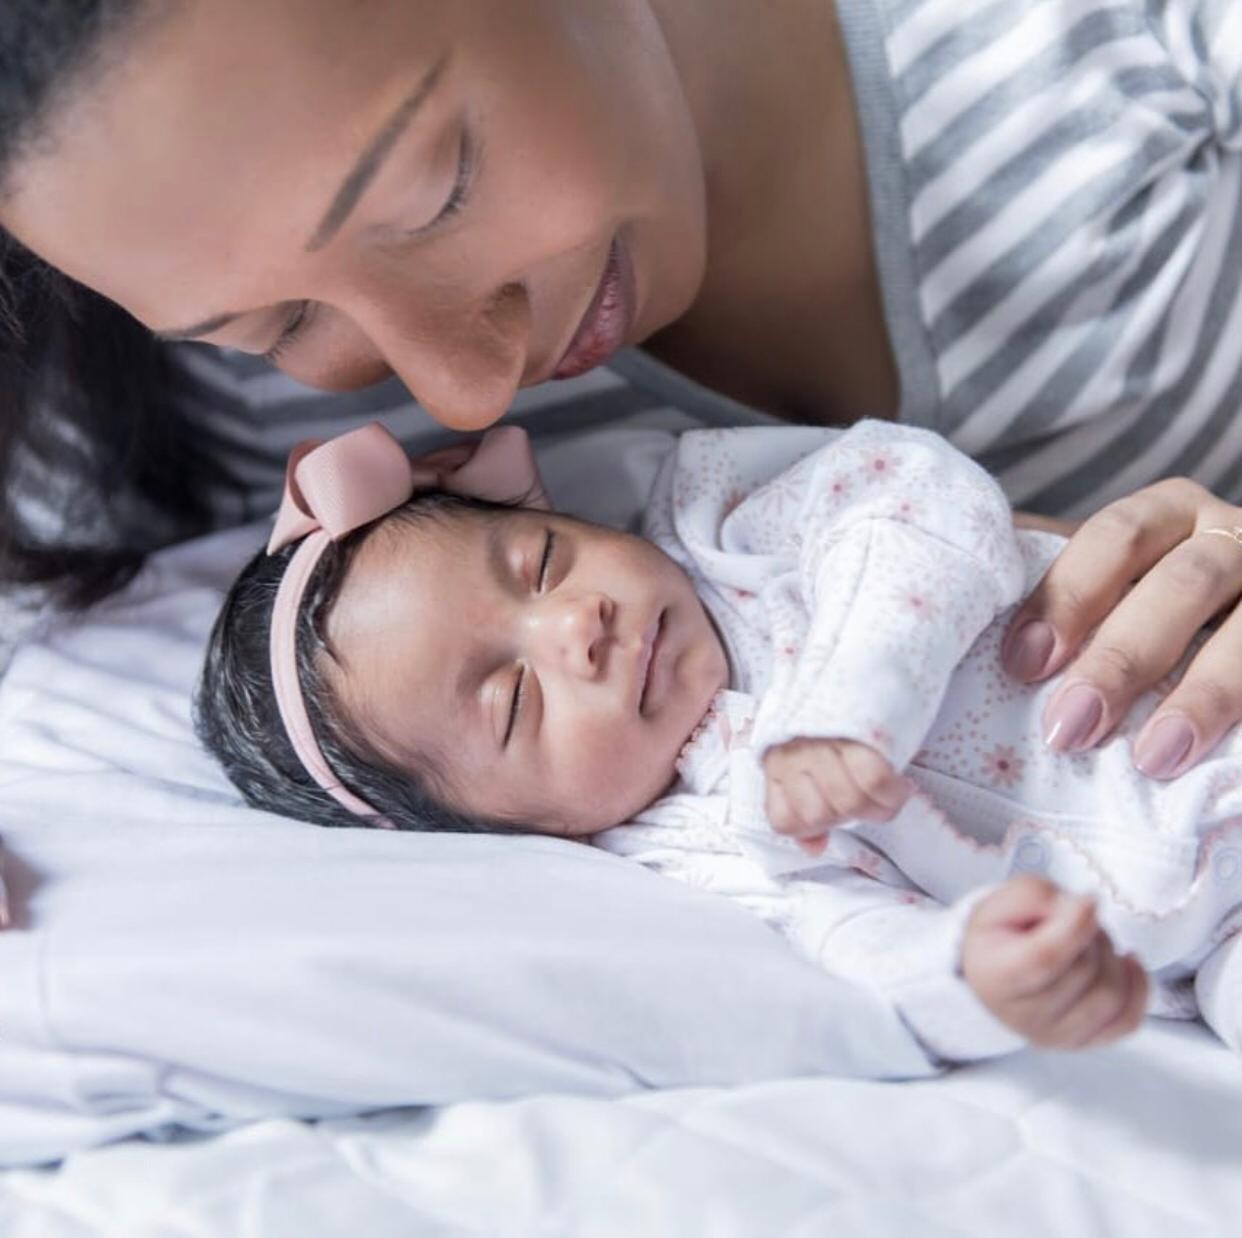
{"left": 533, "top": 592, "right": 613, "bottom": 678}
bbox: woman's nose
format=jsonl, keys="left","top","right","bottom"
{"left": 527, "top": 592, "right": 614, "bottom": 680}
{"left": 359, "top": 279, "right": 532, "bottom": 431}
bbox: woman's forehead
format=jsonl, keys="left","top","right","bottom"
{"left": 0, "top": 0, "right": 451, "bottom": 324}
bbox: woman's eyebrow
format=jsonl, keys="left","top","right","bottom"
{"left": 305, "top": 53, "right": 450, "bottom": 253}
{"left": 153, "top": 55, "right": 450, "bottom": 341}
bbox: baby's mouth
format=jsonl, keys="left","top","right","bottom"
{"left": 637, "top": 610, "right": 666, "bottom": 715}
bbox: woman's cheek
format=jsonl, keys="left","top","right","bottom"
{"left": 280, "top": 311, "right": 394, "bottom": 392}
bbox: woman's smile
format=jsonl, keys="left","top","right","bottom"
{"left": 551, "top": 234, "right": 639, "bottom": 381}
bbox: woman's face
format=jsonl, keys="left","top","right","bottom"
{"left": 0, "top": 0, "right": 708, "bottom": 428}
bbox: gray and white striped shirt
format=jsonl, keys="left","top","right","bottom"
{"left": 840, "top": 0, "right": 1242, "bottom": 514}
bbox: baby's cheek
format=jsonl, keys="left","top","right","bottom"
{"left": 568, "top": 730, "right": 671, "bottom": 829}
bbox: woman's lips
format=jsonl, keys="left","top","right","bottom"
{"left": 552, "top": 236, "right": 636, "bottom": 380}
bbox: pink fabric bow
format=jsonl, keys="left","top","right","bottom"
{"left": 268, "top": 421, "right": 548, "bottom": 554}
{"left": 266, "top": 421, "right": 547, "bottom": 822}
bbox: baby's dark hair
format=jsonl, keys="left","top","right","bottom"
{"left": 195, "top": 490, "right": 515, "bottom": 833}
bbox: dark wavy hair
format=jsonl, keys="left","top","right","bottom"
{"left": 0, "top": 2, "right": 222, "bottom": 608}
{"left": 195, "top": 491, "right": 523, "bottom": 833}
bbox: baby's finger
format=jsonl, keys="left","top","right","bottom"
{"left": 999, "top": 894, "right": 1099, "bottom": 997}
{"left": 1080, "top": 956, "right": 1150, "bottom": 1049}
{"left": 1041, "top": 527, "right": 1242, "bottom": 755}
{"left": 814, "top": 744, "right": 894, "bottom": 825}
{"left": 1040, "top": 939, "right": 1133, "bottom": 1049}
{"left": 1015, "top": 934, "right": 1105, "bottom": 1033}
{"left": 782, "top": 768, "right": 840, "bottom": 837}
{"left": 765, "top": 780, "right": 797, "bottom": 837}
{"left": 797, "top": 832, "right": 830, "bottom": 858}
{"left": 766, "top": 780, "right": 804, "bottom": 838}
{"left": 1132, "top": 600, "right": 1242, "bottom": 779}
{"left": 969, "top": 875, "right": 1062, "bottom": 933}
{"left": 1002, "top": 482, "right": 1194, "bottom": 685}
{"left": 837, "top": 743, "right": 911, "bottom": 821}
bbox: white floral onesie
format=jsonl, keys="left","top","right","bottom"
{"left": 594, "top": 422, "right": 1242, "bottom": 1063}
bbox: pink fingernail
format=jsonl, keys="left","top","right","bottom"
{"left": 1044, "top": 684, "right": 1104, "bottom": 752}
{"left": 1004, "top": 620, "right": 1056, "bottom": 681}
{"left": 1134, "top": 715, "right": 1195, "bottom": 780}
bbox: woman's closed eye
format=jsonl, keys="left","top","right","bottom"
{"left": 262, "top": 129, "right": 481, "bottom": 365}
{"left": 503, "top": 530, "right": 558, "bottom": 745}
{"left": 428, "top": 127, "right": 479, "bottom": 231}
{"left": 263, "top": 300, "right": 314, "bottom": 365}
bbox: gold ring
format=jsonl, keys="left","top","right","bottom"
{"left": 1201, "top": 526, "right": 1242, "bottom": 548}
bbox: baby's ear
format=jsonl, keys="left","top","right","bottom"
{"left": 434, "top": 425, "right": 551, "bottom": 510}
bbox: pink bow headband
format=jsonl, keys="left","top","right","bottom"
{"left": 267, "top": 422, "right": 548, "bottom": 822}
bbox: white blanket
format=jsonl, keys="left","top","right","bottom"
{"left": 2, "top": 1021, "right": 1239, "bottom": 1236}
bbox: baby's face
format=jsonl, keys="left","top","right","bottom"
{"left": 324, "top": 507, "right": 729, "bottom": 834}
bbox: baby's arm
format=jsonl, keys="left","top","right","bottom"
{"left": 749, "top": 421, "right": 1027, "bottom": 845}
{"left": 794, "top": 865, "right": 1146, "bottom": 1062}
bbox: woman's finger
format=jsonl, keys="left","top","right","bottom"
{"left": 1041, "top": 527, "right": 1242, "bottom": 754}
{"left": 1012, "top": 511, "right": 1080, "bottom": 538}
{"left": 1002, "top": 480, "right": 1201, "bottom": 684}
{"left": 1132, "top": 557, "right": 1242, "bottom": 778}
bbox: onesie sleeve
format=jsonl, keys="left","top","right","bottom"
{"left": 748, "top": 420, "right": 1027, "bottom": 770}
{"left": 789, "top": 866, "right": 1027, "bottom": 1063}
{"left": 1152, "top": 0, "right": 1242, "bottom": 150}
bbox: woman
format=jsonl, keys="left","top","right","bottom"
{"left": 1, "top": 0, "right": 1240, "bottom": 781}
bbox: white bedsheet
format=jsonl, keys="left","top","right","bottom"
{"left": 2, "top": 1020, "right": 1239, "bottom": 1236}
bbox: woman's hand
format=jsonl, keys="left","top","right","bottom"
{"left": 962, "top": 877, "right": 1148, "bottom": 1050}
{"left": 1003, "top": 479, "right": 1242, "bottom": 779}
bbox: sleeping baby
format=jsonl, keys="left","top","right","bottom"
{"left": 196, "top": 420, "right": 1242, "bottom": 1063}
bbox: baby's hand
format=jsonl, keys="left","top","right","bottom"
{"left": 762, "top": 737, "right": 911, "bottom": 856}
{"left": 962, "top": 876, "right": 1148, "bottom": 1050}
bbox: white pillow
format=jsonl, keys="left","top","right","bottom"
{"left": 0, "top": 423, "right": 935, "bottom": 1167}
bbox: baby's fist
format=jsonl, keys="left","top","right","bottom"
{"left": 763, "top": 737, "right": 911, "bottom": 856}
{"left": 962, "top": 876, "right": 1148, "bottom": 1050}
